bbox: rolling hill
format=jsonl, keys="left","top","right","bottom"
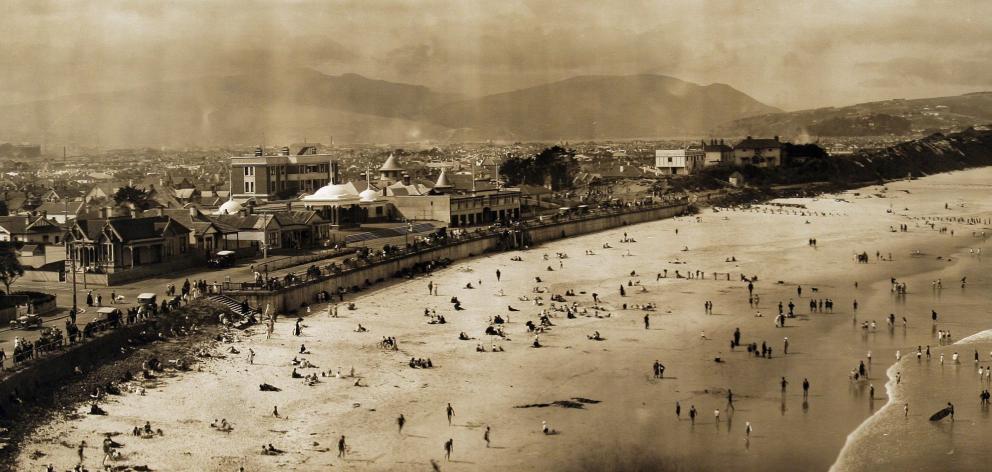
{"left": 714, "top": 92, "right": 992, "bottom": 138}
{"left": 0, "top": 71, "right": 779, "bottom": 146}
{"left": 0, "top": 69, "right": 460, "bottom": 147}
{"left": 426, "top": 74, "right": 780, "bottom": 141}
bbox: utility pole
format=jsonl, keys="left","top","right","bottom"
{"left": 65, "top": 196, "right": 78, "bottom": 315}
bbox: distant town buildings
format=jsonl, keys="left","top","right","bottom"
{"left": 654, "top": 149, "right": 705, "bottom": 175}
{"left": 732, "top": 136, "right": 784, "bottom": 167}
{"left": 702, "top": 139, "right": 733, "bottom": 166}
{"left": 230, "top": 146, "right": 338, "bottom": 202}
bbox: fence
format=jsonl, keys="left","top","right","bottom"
{"left": 222, "top": 198, "right": 690, "bottom": 296}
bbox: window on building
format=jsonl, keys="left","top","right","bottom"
{"left": 244, "top": 181, "right": 255, "bottom": 193}
{"left": 244, "top": 166, "right": 255, "bottom": 176}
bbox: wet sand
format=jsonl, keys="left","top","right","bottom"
{"left": 16, "top": 168, "right": 992, "bottom": 471}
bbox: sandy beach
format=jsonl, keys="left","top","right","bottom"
{"left": 17, "top": 168, "right": 992, "bottom": 472}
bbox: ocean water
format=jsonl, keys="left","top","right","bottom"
{"left": 830, "top": 170, "right": 992, "bottom": 472}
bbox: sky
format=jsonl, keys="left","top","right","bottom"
{"left": 2, "top": 0, "right": 991, "bottom": 110}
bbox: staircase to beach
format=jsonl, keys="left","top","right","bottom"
{"left": 207, "top": 294, "right": 262, "bottom": 318}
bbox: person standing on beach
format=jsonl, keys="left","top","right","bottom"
{"left": 247, "top": 348, "right": 255, "bottom": 365}
{"left": 397, "top": 414, "right": 406, "bottom": 434}
{"left": 338, "top": 435, "right": 347, "bottom": 458}
{"left": 689, "top": 405, "right": 697, "bottom": 424}
{"left": 783, "top": 337, "right": 789, "bottom": 355}
{"left": 444, "top": 438, "right": 453, "bottom": 461}
{"left": 745, "top": 421, "right": 752, "bottom": 438}
{"left": 496, "top": 269, "right": 501, "bottom": 282}
{"left": 644, "top": 314, "right": 650, "bottom": 330}
{"left": 428, "top": 281, "right": 434, "bottom": 295}
{"left": 446, "top": 403, "right": 455, "bottom": 426}
{"left": 727, "top": 389, "right": 735, "bottom": 409}
{"left": 484, "top": 426, "right": 491, "bottom": 448}
{"left": 781, "top": 377, "right": 788, "bottom": 392}
{"left": 676, "top": 401, "right": 681, "bottom": 418}
{"left": 802, "top": 378, "right": 810, "bottom": 399}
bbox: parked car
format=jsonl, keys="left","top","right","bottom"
{"left": 9, "top": 314, "right": 42, "bottom": 330}
{"left": 208, "top": 250, "right": 237, "bottom": 269}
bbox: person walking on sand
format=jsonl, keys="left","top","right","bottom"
{"left": 803, "top": 378, "right": 810, "bottom": 399}
{"left": 446, "top": 403, "right": 455, "bottom": 426}
{"left": 77, "top": 440, "right": 86, "bottom": 464}
{"left": 247, "top": 348, "right": 255, "bottom": 365}
{"left": 745, "top": 421, "right": 752, "bottom": 438}
{"left": 781, "top": 376, "right": 788, "bottom": 392}
{"left": 496, "top": 269, "right": 501, "bottom": 282}
{"left": 444, "top": 438, "right": 453, "bottom": 461}
{"left": 338, "top": 435, "right": 347, "bottom": 458}
{"left": 272, "top": 406, "right": 279, "bottom": 417}
{"left": 644, "top": 313, "right": 650, "bottom": 330}
{"left": 727, "top": 389, "right": 735, "bottom": 409}
{"left": 397, "top": 414, "right": 406, "bottom": 434}
{"left": 484, "top": 425, "right": 491, "bottom": 448}
{"left": 689, "top": 405, "right": 697, "bottom": 424}
{"left": 428, "top": 281, "right": 434, "bottom": 295}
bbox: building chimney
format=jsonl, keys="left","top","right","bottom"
{"left": 402, "top": 173, "right": 411, "bottom": 186}
{"left": 130, "top": 208, "right": 139, "bottom": 219}
{"left": 100, "top": 206, "right": 111, "bottom": 219}
{"left": 774, "top": 135, "right": 779, "bottom": 142}
{"left": 281, "top": 146, "right": 290, "bottom": 156}
{"left": 254, "top": 146, "right": 263, "bottom": 157}
{"left": 189, "top": 206, "right": 198, "bottom": 219}
{"left": 330, "top": 161, "right": 340, "bottom": 185}
{"left": 746, "top": 136, "right": 752, "bottom": 140}
{"left": 39, "top": 210, "right": 47, "bottom": 219}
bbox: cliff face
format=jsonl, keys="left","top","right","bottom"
{"left": 689, "top": 127, "right": 992, "bottom": 190}
{"left": 842, "top": 126, "right": 992, "bottom": 181}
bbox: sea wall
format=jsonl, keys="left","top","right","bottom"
{"left": 226, "top": 202, "right": 688, "bottom": 313}
{"left": 0, "top": 325, "right": 141, "bottom": 416}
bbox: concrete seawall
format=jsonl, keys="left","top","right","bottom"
{"left": 227, "top": 202, "right": 688, "bottom": 313}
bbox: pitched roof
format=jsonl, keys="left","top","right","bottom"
{"left": 37, "top": 201, "right": 84, "bottom": 215}
{"left": 213, "top": 213, "right": 276, "bottom": 231}
{"left": 106, "top": 216, "right": 190, "bottom": 241}
{"left": 0, "top": 215, "right": 61, "bottom": 234}
{"left": 379, "top": 154, "right": 404, "bottom": 172}
{"left": 273, "top": 210, "right": 324, "bottom": 227}
{"left": 735, "top": 137, "right": 783, "bottom": 149}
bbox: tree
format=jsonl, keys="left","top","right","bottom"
{"left": 0, "top": 243, "right": 24, "bottom": 295}
{"left": 113, "top": 185, "right": 151, "bottom": 210}
{"left": 499, "top": 146, "right": 579, "bottom": 190}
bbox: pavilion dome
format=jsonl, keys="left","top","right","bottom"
{"left": 215, "top": 199, "right": 243, "bottom": 215}
{"left": 359, "top": 188, "right": 379, "bottom": 202}
{"left": 304, "top": 182, "right": 359, "bottom": 201}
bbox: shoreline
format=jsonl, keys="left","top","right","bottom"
{"left": 9, "top": 166, "right": 992, "bottom": 471}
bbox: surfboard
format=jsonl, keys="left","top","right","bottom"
{"left": 929, "top": 406, "right": 952, "bottom": 421}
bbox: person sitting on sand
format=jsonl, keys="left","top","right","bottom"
{"left": 89, "top": 402, "right": 107, "bottom": 415}
{"left": 260, "top": 383, "right": 281, "bottom": 392}
{"left": 355, "top": 324, "right": 368, "bottom": 332}
{"left": 587, "top": 331, "right": 604, "bottom": 341}
{"left": 533, "top": 335, "right": 542, "bottom": 348}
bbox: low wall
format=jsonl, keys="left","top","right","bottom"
{"left": 226, "top": 202, "right": 688, "bottom": 313}
{"left": 0, "top": 324, "right": 141, "bottom": 416}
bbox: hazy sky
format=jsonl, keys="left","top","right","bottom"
{"left": 3, "top": 0, "right": 991, "bottom": 110}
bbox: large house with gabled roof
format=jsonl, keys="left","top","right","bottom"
{"left": 65, "top": 215, "right": 192, "bottom": 275}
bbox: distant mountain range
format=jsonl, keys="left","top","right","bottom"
{"left": 2, "top": 68, "right": 990, "bottom": 147}
{"left": 714, "top": 92, "right": 992, "bottom": 139}
{"left": 427, "top": 74, "right": 779, "bottom": 141}
{"left": 0, "top": 70, "right": 777, "bottom": 147}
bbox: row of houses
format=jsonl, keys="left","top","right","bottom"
{"left": 655, "top": 136, "right": 789, "bottom": 175}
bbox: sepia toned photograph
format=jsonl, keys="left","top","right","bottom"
{"left": 0, "top": 1, "right": 990, "bottom": 470}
